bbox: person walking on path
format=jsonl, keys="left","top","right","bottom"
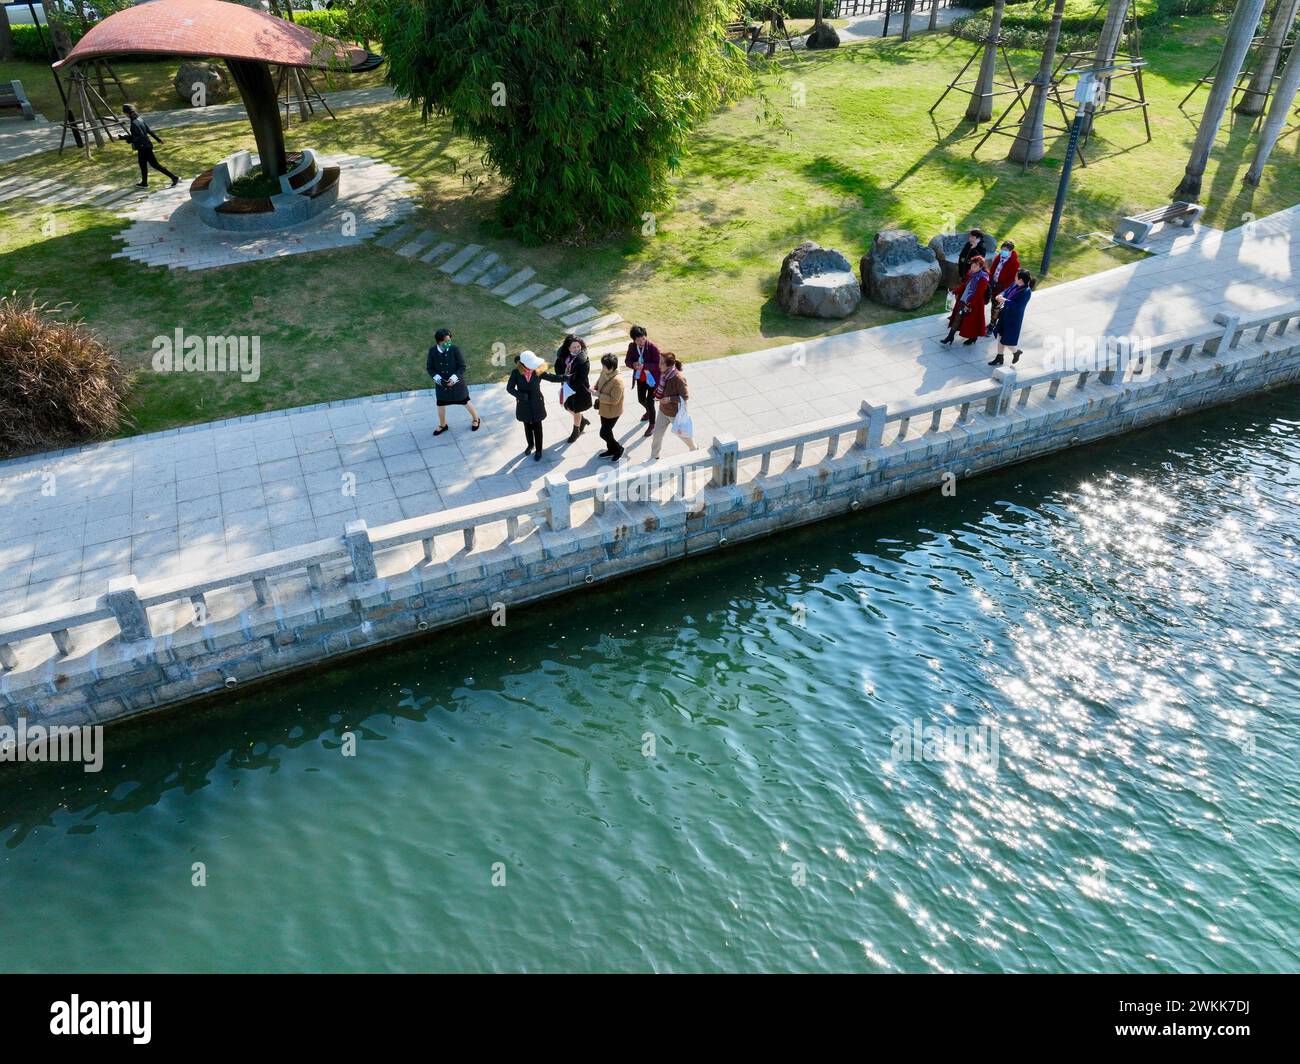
{"left": 427, "top": 328, "right": 481, "bottom": 436}
{"left": 989, "top": 269, "right": 1033, "bottom": 367}
{"left": 548, "top": 334, "right": 593, "bottom": 443}
{"left": 591, "top": 353, "right": 626, "bottom": 461}
{"left": 506, "top": 351, "right": 548, "bottom": 461}
{"left": 649, "top": 353, "right": 695, "bottom": 460}
{"left": 957, "top": 228, "right": 985, "bottom": 283}
{"left": 120, "top": 105, "right": 178, "bottom": 189}
{"left": 624, "top": 325, "right": 662, "bottom": 437}
{"left": 940, "top": 256, "right": 990, "bottom": 346}
{"left": 985, "top": 240, "right": 1020, "bottom": 335}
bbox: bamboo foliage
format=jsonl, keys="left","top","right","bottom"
{"left": 363, "top": 0, "right": 754, "bottom": 241}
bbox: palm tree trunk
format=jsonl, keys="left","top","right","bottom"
{"left": 929, "top": 0, "right": 940, "bottom": 32}
{"left": 902, "top": 0, "right": 915, "bottom": 42}
{"left": 1007, "top": 0, "right": 1068, "bottom": 164}
{"left": 965, "top": 0, "right": 1006, "bottom": 122}
{"left": 1236, "top": 0, "right": 1300, "bottom": 114}
{"left": 1174, "top": 0, "right": 1270, "bottom": 200}
{"left": 1246, "top": 18, "right": 1300, "bottom": 182}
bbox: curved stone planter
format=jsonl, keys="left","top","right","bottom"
{"left": 189, "top": 147, "right": 340, "bottom": 232}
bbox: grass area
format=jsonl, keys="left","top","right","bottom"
{"left": 1, "top": 16, "right": 1298, "bottom": 441}
{"left": 0, "top": 56, "right": 391, "bottom": 120}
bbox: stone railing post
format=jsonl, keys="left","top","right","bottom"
{"left": 1098, "top": 337, "right": 1130, "bottom": 386}
{"left": 1210, "top": 312, "right": 1241, "bottom": 355}
{"left": 988, "top": 367, "right": 1017, "bottom": 415}
{"left": 344, "top": 519, "right": 377, "bottom": 582}
{"left": 709, "top": 435, "right": 739, "bottom": 487}
{"left": 106, "top": 576, "right": 152, "bottom": 643}
{"left": 544, "top": 473, "right": 572, "bottom": 531}
{"left": 856, "top": 401, "right": 886, "bottom": 448}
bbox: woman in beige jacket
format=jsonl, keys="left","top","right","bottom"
{"left": 649, "top": 353, "right": 694, "bottom": 459}
{"left": 591, "top": 353, "right": 626, "bottom": 461}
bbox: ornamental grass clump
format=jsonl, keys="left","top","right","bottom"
{"left": 0, "top": 293, "right": 128, "bottom": 457}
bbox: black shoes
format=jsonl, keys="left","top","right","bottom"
{"left": 534, "top": 450, "right": 542, "bottom": 462}
{"left": 433, "top": 425, "right": 450, "bottom": 436}
{"left": 1012, "top": 350, "right": 1022, "bottom": 364}
{"left": 962, "top": 337, "right": 978, "bottom": 346}
{"left": 939, "top": 335, "right": 954, "bottom": 346}
{"left": 988, "top": 355, "right": 1004, "bottom": 366}
{"left": 524, "top": 445, "right": 534, "bottom": 455}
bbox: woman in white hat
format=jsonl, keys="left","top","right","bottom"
{"left": 506, "top": 351, "right": 548, "bottom": 462}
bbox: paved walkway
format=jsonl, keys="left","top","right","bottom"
{"left": 0, "top": 204, "right": 1296, "bottom": 618}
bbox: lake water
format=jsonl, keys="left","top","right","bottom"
{"left": 2, "top": 393, "right": 1298, "bottom": 973}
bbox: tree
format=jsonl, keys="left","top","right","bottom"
{"left": 901, "top": 0, "right": 914, "bottom": 43}
{"left": 1173, "top": 0, "right": 1269, "bottom": 200}
{"left": 929, "top": 0, "right": 939, "bottom": 32}
{"left": 965, "top": 0, "right": 1006, "bottom": 123}
{"left": 1081, "top": 0, "right": 1130, "bottom": 136}
{"left": 1, "top": 5, "right": 13, "bottom": 62}
{"left": 1007, "top": 0, "right": 1068, "bottom": 164}
{"left": 363, "top": 0, "right": 752, "bottom": 241}
{"left": 1245, "top": 15, "right": 1300, "bottom": 182}
{"left": 1236, "top": 0, "right": 1300, "bottom": 115}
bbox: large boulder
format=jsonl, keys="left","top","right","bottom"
{"left": 928, "top": 230, "right": 997, "bottom": 287}
{"left": 777, "top": 241, "right": 861, "bottom": 319}
{"left": 861, "top": 230, "right": 941, "bottom": 310}
{"left": 805, "top": 22, "right": 841, "bottom": 50}
{"left": 174, "top": 61, "right": 229, "bottom": 106}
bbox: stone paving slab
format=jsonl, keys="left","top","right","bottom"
{"left": 0, "top": 203, "right": 1296, "bottom": 619}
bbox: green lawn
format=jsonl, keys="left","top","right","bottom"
{"left": 1, "top": 17, "right": 1297, "bottom": 439}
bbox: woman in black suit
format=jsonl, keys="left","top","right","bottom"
{"left": 547, "top": 334, "right": 593, "bottom": 443}
{"left": 427, "top": 327, "right": 481, "bottom": 436}
{"left": 506, "top": 350, "right": 548, "bottom": 462}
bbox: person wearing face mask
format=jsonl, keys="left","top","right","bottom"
{"left": 624, "top": 324, "right": 662, "bottom": 437}
{"left": 427, "top": 328, "right": 481, "bottom": 436}
{"left": 986, "top": 240, "right": 1020, "bottom": 336}
{"left": 507, "top": 350, "right": 548, "bottom": 461}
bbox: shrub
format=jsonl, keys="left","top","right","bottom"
{"left": 0, "top": 294, "right": 128, "bottom": 457}
{"left": 364, "top": 0, "right": 754, "bottom": 242}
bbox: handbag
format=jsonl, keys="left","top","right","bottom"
{"left": 944, "top": 291, "right": 956, "bottom": 312}
{"left": 672, "top": 400, "right": 694, "bottom": 439}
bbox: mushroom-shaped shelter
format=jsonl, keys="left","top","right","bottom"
{"left": 56, "top": 0, "right": 368, "bottom": 180}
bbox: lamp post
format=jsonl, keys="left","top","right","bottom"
{"left": 1040, "top": 66, "right": 1118, "bottom": 277}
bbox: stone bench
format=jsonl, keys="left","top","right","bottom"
{"left": 1113, "top": 202, "right": 1203, "bottom": 249}
{"left": 0, "top": 80, "right": 35, "bottom": 120}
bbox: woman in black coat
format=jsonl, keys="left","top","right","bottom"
{"left": 427, "top": 327, "right": 481, "bottom": 436}
{"left": 546, "top": 334, "right": 593, "bottom": 443}
{"left": 506, "top": 350, "right": 548, "bottom": 462}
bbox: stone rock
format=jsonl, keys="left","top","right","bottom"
{"left": 777, "top": 241, "right": 861, "bottom": 319}
{"left": 928, "top": 230, "right": 997, "bottom": 287}
{"left": 174, "top": 61, "right": 229, "bottom": 106}
{"left": 805, "top": 22, "right": 841, "bottom": 50}
{"left": 861, "top": 230, "right": 941, "bottom": 310}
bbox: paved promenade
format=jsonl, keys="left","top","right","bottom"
{"left": 1, "top": 203, "right": 1296, "bottom": 620}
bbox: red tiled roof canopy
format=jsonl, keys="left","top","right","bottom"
{"left": 55, "top": 0, "right": 367, "bottom": 70}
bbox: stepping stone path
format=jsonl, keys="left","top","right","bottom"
{"left": 369, "top": 222, "right": 629, "bottom": 349}
{"left": 0, "top": 173, "right": 152, "bottom": 214}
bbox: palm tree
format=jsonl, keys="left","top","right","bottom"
{"left": 1246, "top": 16, "right": 1300, "bottom": 182}
{"left": 965, "top": 0, "right": 1006, "bottom": 123}
{"left": 1007, "top": 0, "right": 1069, "bottom": 164}
{"left": 929, "top": 0, "right": 940, "bottom": 33}
{"left": 902, "top": 0, "right": 915, "bottom": 43}
{"left": 0, "top": 6, "right": 13, "bottom": 63}
{"left": 1174, "top": 0, "right": 1270, "bottom": 199}
{"left": 1236, "top": 0, "right": 1300, "bottom": 115}
{"left": 1081, "top": 0, "right": 1131, "bottom": 136}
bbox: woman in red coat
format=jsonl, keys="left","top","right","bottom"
{"left": 985, "top": 240, "right": 1020, "bottom": 336}
{"left": 940, "top": 256, "right": 989, "bottom": 346}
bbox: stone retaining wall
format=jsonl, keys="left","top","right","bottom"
{"left": 4, "top": 336, "right": 1300, "bottom": 732}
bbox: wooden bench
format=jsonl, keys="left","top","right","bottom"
{"left": 288, "top": 158, "right": 320, "bottom": 191}
{"left": 1113, "top": 201, "right": 1203, "bottom": 248}
{"left": 215, "top": 196, "right": 274, "bottom": 214}
{"left": 307, "top": 166, "right": 340, "bottom": 199}
{"left": 0, "top": 80, "right": 36, "bottom": 121}
{"left": 190, "top": 169, "right": 215, "bottom": 192}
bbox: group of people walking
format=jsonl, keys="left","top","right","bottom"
{"left": 427, "top": 325, "right": 696, "bottom": 463}
{"left": 939, "top": 228, "right": 1034, "bottom": 367}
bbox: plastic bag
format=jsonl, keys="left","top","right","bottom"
{"left": 672, "top": 400, "right": 694, "bottom": 439}
{"left": 945, "top": 291, "right": 956, "bottom": 312}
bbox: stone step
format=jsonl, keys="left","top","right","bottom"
{"left": 559, "top": 303, "right": 605, "bottom": 327}
{"left": 0, "top": 178, "right": 58, "bottom": 202}
{"left": 583, "top": 329, "right": 631, "bottom": 351}
{"left": 439, "top": 243, "right": 483, "bottom": 274}
{"left": 541, "top": 294, "right": 590, "bottom": 320}
{"left": 0, "top": 176, "right": 22, "bottom": 192}
{"left": 396, "top": 229, "right": 437, "bottom": 258}
{"left": 491, "top": 266, "right": 536, "bottom": 297}
{"left": 453, "top": 251, "right": 499, "bottom": 285}
{"left": 78, "top": 184, "right": 117, "bottom": 204}
{"left": 419, "top": 241, "right": 457, "bottom": 265}
{"left": 529, "top": 287, "right": 570, "bottom": 310}
{"left": 475, "top": 261, "right": 514, "bottom": 289}
{"left": 576, "top": 313, "right": 624, "bottom": 338}
{"left": 40, "top": 186, "right": 83, "bottom": 205}
{"left": 92, "top": 188, "right": 134, "bottom": 208}
{"left": 505, "top": 281, "right": 549, "bottom": 307}
{"left": 375, "top": 222, "right": 417, "bottom": 249}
